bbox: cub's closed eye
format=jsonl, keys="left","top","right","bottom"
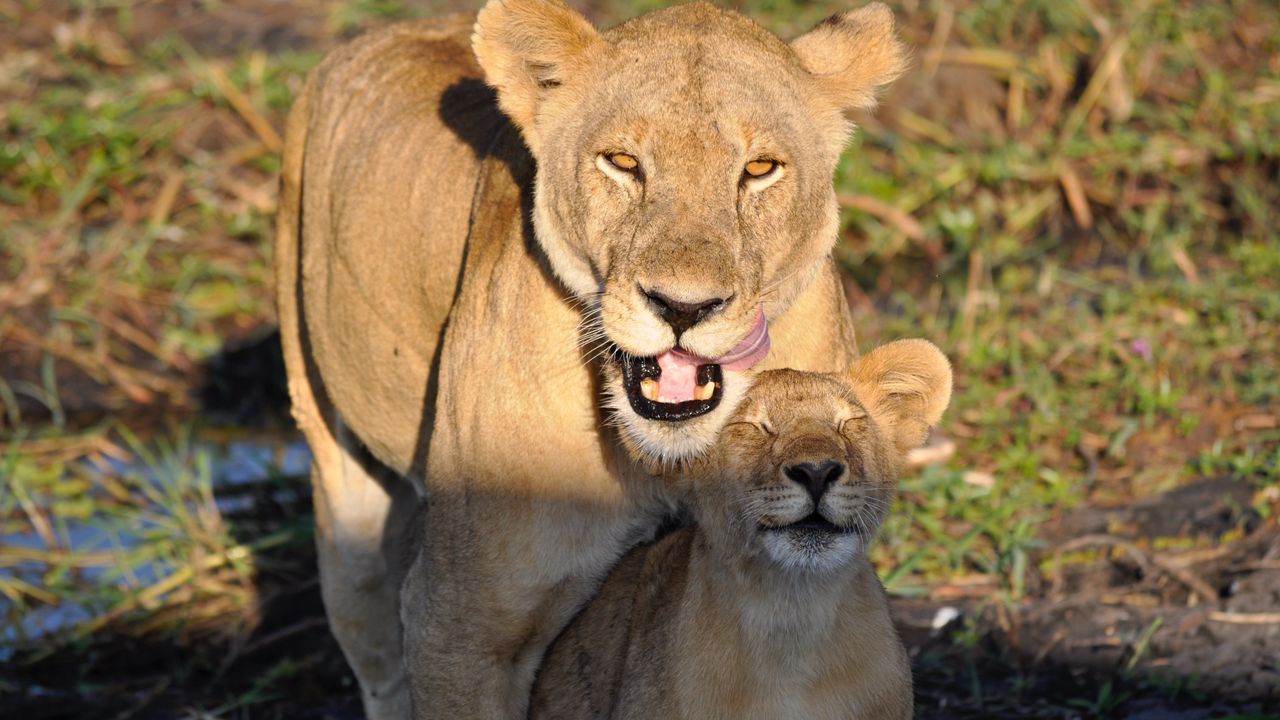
{"left": 724, "top": 421, "right": 773, "bottom": 436}
{"left": 605, "top": 152, "right": 640, "bottom": 172}
{"left": 743, "top": 159, "right": 779, "bottom": 179}
{"left": 839, "top": 416, "right": 866, "bottom": 434}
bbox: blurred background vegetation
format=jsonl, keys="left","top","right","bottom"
{"left": 1, "top": 0, "right": 1277, "bottom": 717}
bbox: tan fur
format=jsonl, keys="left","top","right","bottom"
{"left": 531, "top": 340, "right": 952, "bottom": 720}
{"left": 275, "top": 3, "right": 905, "bottom": 718}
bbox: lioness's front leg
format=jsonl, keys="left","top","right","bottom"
{"left": 314, "top": 423, "right": 419, "bottom": 720}
{"left": 401, "top": 491, "right": 654, "bottom": 719}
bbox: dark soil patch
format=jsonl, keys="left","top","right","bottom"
{"left": 894, "top": 476, "right": 1280, "bottom": 718}
{"left": 1, "top": 580, "right": 361, "bottom": 720}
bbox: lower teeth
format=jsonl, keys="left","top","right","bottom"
{"left": 638, "top": 379, "right": 717, "bottom": 404}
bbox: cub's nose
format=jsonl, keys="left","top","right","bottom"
{"left": 784, "top": 460, "right": 845, "bottom": 505}
{"left": 642, "top": 288, "right": 727, "bottom": 338}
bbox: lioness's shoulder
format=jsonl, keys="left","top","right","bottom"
{"left": 332, "top": 14, "right": 477, "bottom": 63}
{"left": 299, "top": 12, "right": 520, "bottom": 184}
{"left": 307, "top": 15, "right": 482, "bottom": 104}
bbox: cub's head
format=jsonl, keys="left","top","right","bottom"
{"left": 473, "top": 0, "right": 907, "bottom": 462}
{"left": 696, "top": 340, "right": 951, "bottom": 573}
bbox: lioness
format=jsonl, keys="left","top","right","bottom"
{"left": 529, "top": 340, "right": 950, "bottom": 720}
{"left": 275, "top": 0, "right": 905, "bottom": 717}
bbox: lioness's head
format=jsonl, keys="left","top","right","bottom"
{"left": 697, "top": 340, "right": 951, "bottom": 572}
{"left": 473, "top": 0, "right": 906, "bottom": 462}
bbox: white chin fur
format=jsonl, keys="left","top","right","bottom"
{"left": 606, "top": 368, "right": 754, "bottom": 465}
{"left": 762, "top": 531, "right": 862, "bottom": 573}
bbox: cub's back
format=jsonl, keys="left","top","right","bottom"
{"left": 529, "top": 530, "right": 693, "bottom": 719}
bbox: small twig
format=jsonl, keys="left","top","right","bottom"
{"left": 207, "top": 64, "right": 282, "bottom": 152}
{"left": 1052, "top": 534, "right": 1154, "bottom": 597}
{"left": 907, "top": 434, "right": 956, "bottom": 468}
{"left": 1158, "top": 545, "right": 1231, "bottom": 570}
{"left": 1207, "top": 611, "right": 1280, "bottom": 625}
{"left": 98, "top": 311, "right": 184, "bottom": 370}
{"left": 1032, "top": 627, "right": 1068, "bottom": 665}
{"left": 7, "top": 471, "right": 59, "bottom": 549}
{"left": 1050, "top": 534, "right": 1217, "bottom": 604}
{"left": 1169, "top": 245, "right": 1201, "bottom": 286}
{"left": 837, "top": 193, "right": 926, "bottom": 242}
{"left": 1058, "top": 32, "right": 1131, "bottom": 142}
{"left": 1057, "top": 162, "right": 1094, "bottom": 229}
{"left": 921, "top": 4, "right": 954, "bottom": 78}
{"left": 936, "top": 47, "right": 1035, "bottom": 76}
{"left": 1006, "top": 72, "right": 1025, "bottom": 131}
{"left": 1148, "top": 555, "right": 1218, "bottom": 604}
{"left": 147, "top": 169, "right": 184, "bottom": 227}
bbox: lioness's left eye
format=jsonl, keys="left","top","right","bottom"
{"left": 743, "top": 159, "right": 779, "bottom": 179}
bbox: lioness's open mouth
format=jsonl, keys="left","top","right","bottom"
{"left": 617, "top": 310, "right": 772, "bottom": 422}
{"left": 621, "top": 355, "right": 725, "bottom": 421}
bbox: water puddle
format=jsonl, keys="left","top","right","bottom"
{"left": 0, "top": 430, "right": 313, "bottom": 658}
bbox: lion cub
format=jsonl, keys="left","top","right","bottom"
{"left": 530, "top": 340, "right": 951, "bottom": 719}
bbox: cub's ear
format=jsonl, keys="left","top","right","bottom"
{"left": 472, "top": 0, "right": 602, "bottom": 152}
{"left": 790, "top": 3, "right": 908, "bottom": 114}
{"left": 848, "top": 339, "right": 952, "bottom": 455}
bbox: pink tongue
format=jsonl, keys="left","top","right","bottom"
{"left": 653, "top": 310, "right": 772, "bottom": 403}
{"left": 655, "top": 352, "right": 700, "bottom": 403}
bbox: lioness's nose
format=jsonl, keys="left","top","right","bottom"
{"left": 784, "top": 460, "right": 845, "bottom": 504}
{"left": 642, "top": 288, "right": 727, "bottom": 338}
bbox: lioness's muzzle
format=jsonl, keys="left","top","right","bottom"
{"left": 617, "top": 310, "right": 771, "bottom": 422}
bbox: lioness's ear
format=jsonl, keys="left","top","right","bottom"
{"left": 472, "top": 0, "right": 602, "bottom": 152}
{"left": 790, "top": 3, "right": 907, "bottom": 114}
{"left": 848, "top": 339, "right": 952, "bottom": 455}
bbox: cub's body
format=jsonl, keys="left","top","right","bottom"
{"left": 531, "top": 529, "right": 910, "bottom": 720}
{"left": 532, "top": 342, "right": 952, "bottom": 720}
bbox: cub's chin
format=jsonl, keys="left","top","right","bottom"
{"left": 760, "top": 516, "right": 863, "bottom": 573}
{"left": 603, "top": 363, "right": 754, "bottom": 466}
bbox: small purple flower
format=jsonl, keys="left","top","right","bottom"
{"left": 1130, "top": 338, "right": 1153, "bottom": 362}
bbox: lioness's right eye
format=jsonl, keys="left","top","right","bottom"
{"left": 604, "top": 152, "right": 640, "bottom": 173}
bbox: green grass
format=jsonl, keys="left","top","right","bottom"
{"left": 868, "top": 239, "right": 1280, "bottom": 595}
{"left": 1, "top": 0, "right": 1278, "bottom": 715}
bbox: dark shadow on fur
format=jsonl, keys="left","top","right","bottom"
{"left": 437, "top": 77, "right": 529, "bottom": 173}
{"left": 435, "top": 77, "right": 626, "bottom": 478}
